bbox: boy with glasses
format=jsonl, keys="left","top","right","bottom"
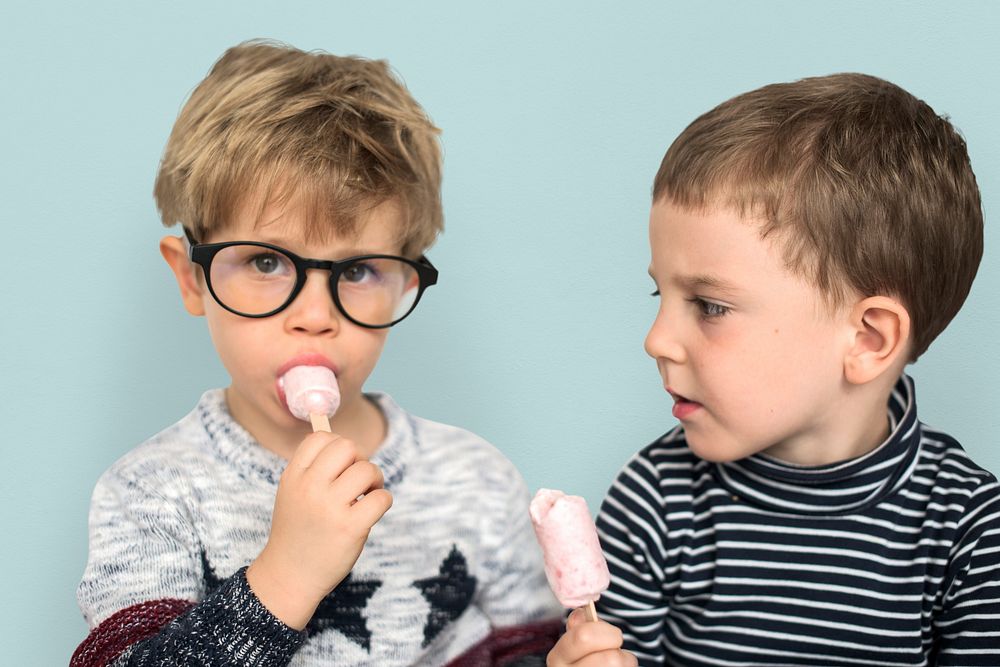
{"left": 547, "top": 74, "right": 999, "bottom": 666}
{"left": 73, "top": 40, "right": 560, "bottom": 666}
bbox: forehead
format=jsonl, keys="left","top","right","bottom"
{"left": 648, "top": 199, "right": 777, "bottom": 275}
{"left": 647, "top": 199, "right": 845, "bottom": 322}
{"left": 213, "top": 193, "right": 405, "bottom": 253}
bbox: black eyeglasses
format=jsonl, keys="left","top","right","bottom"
{"left": 185, "top": 230, "right": 438, "bottom": 328}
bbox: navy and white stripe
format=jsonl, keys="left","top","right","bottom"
{"left": 596, "top": 375, "right": 1000, "bottom": 666}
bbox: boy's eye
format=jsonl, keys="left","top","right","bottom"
{"left": 342, "top": 262, "right": 379, "bottom": 284}
{"left": 251, "top": 253, "right": 283, "bottom": 274}
{"left": 242, "top": 251, "right": 292, "bottom": 278}
{"left": 691, "top": 297, "right": 730, "bottom": 318}
{"left": 650, "top": 289, "right": 728, "bottom": 317}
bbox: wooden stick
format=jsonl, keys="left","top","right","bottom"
{"left": 309, "top": 413, "right": 331, "bottom": 433}
{"left": 584, "top": 599, "right": 599, "bottom": 622}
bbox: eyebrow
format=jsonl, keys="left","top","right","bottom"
{"left": 677, "top": 273, "right": 741, "bottom": 295}
{"left": 648, "top": 267, "right": 741, "bottom": 296}
{"left": 251, "top": 236, "right": 391, "bottom": 258}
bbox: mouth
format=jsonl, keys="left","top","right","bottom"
{"left": 275, "top": 354, "right": 339, "bottom": 405}
{"left": 666, "top": 387, "right": 693, "bottom": 402}
{"left": 667, "top": 387, "right": 702, "bottom": 420}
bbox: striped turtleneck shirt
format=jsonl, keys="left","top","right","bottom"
{"left": 595, "top": 375, "right": 1000, "bottom": 666}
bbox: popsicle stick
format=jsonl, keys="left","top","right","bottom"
{"left": 584, "top": 600, "right": 599, "bottom": 622}
{"left": 310, "top": 413, "right": 331, "bottom": 433}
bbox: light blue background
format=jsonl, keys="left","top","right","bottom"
{"left": 2, "top": 1, "right": 998, "bottom": 662}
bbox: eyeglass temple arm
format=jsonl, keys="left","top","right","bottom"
{"left": 417, "top": 255, "right": 439, "bottom": 285}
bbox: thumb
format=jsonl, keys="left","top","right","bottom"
{"left": 565, "top": 607, "right": 588, "bottom": 630}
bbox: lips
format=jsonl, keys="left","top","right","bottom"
{"left": 667, "top": 388, "right": 702, "bottom": 420}
{"left": 275, "top": 353, "right": 339, "bottom": 406}
{"left": 276, "top": 354, "right": 338, "bottom": 379}
{"left": 666, "top": 387, "right": 695, "bottom": 403}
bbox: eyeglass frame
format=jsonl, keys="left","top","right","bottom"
{"left": 183, "top": 227, "right": 438, "bottom": 328}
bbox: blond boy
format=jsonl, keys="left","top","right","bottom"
{"left": 549, "top": 74, "right": 999, "bottom": 666}
{"left": 73, "top": 41, "right": 560, "bottom": 666}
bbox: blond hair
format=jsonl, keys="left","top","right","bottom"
{"left": 654, "top": 73, "right": 983, "bottom": 360}
{"left": 154, "top": 39, "right": 442, "bottom": 256}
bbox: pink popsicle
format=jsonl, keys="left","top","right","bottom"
{"left": 529, "top": 488, "right": 610, "bottom": 620}
{"left": 280, "top": 365, "right": 340, "bottom": 432}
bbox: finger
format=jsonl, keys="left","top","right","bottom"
{"left": 305, "top": 437, "right": 359, "bottom": 483}
{"left": 351, "top": 488, "right": 393, "bottom": 527}
{"left": 331, "top": 460, "right": 385, "bottom": 503}
{"left": 287, "top": 431, "right": 342, "bottom": 472}
{"left": 565, "top": 607, "right": 588, "bottom": 631}
{"left": 546, "top": 633, "right": 578, "bottom": 666}
{"left": 574, "top": 650, "right": 638, "bottom": 667}
{"left": 554, "top": 620, "right": 624, "bottom": 663}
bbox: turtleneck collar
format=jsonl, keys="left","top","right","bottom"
{"left": 195, "top": 389, "right": 417, "bottom": 489}
{"left": 714, "top": 374, "right": 921, "bottom": 515}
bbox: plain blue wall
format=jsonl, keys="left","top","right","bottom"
{"left": 3, "top": 1, "right": 998, "bottom": 662}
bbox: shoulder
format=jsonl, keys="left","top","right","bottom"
{"left": 615, "top": 425, "right": 702, "bottom": 487}
{"left": 602, "top": 426, "right": 700, "bottom": 522}
{"left": 415, "top": 417, "right": 526, "bottom": 488}
{"left": 917, "top": 422, "right": 1000, "bottom": 524}
{"left": 918, "top": 423, "right": 999, "bottom": 492}
{"left": 421, "top": 414, "right": 525, "bottom": 483}
{"left": 378, "top": 395, "right": 527, "bottom": 490}
{"left": 93, "top": 394, "right": 217, "bottom": 502}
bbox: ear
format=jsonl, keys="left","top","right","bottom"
{"left": 160, "top": 235, "right": 206, "bottom": 317}
{"left": 843, "top": 296, "right": 911, "bottom": 385}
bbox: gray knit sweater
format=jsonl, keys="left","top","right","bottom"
{"left": 74, "top": 390, "right": 562, "bottom": 666}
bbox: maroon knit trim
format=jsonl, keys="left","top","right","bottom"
{"left": 70, "top": 598, "right": 194, "bottom": 667}
{"left": 445, "top": 618, "right": 563, "bottom": 667}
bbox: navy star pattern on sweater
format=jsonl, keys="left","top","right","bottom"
{"left": 416, "top": 545, "right": 477, "bottom": 647}
{"left": 75, "top": 390, "right": 562, "bottom": 665}
{"left": 306, "top": 574, "right": 382, "bottom": 649}
{"left": 201, "top": 552, "right": 224, "bottom": 594}
{"left": 203, "top": 552, "right": 383, "bottom": 650}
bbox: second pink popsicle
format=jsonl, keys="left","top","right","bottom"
{"left": 529, "top": 488, "right": 610, "bottom": 610}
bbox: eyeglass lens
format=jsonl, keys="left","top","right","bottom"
{"left": 208, "top": 245, "right": 420, "bottom": 325}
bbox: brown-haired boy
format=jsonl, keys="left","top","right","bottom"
{"left": 548, "top": 74, "right": 1000, "bottom": 666}
{"left": 73, "top": 40, "right": 560, "bottom": 666}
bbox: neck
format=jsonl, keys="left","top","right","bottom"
{"left": 226, "top": 388, "right": 387, "bottom": 461}
{"left": 762, "top": 378, "right": 896, "bottom": 467}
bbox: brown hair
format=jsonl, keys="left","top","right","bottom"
{"left": 154, "top": 39, "right": 442, "bottom": 256}
{"left": 654, "top": 73, "right": 983, "bottom": 360}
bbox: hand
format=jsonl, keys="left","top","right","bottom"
{"left": 246, "top": 431, "right": 393, "bottom": 629}
{"left": 547, "top": 607, "right": 638, "bottom": 667}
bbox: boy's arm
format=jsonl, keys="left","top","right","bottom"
{"left": 72, "top": 469, "right": 304, "bottom": 667}
{"left": 73, "top": 567, "right": 304, "bottom": 667}
{"left": 933, "top": 479, "right": 1000, "bottom": 666}
{"left": 594, "top": 453, "right": 671, "bottom": 665}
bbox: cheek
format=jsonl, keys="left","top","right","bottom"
{"left": 731, "top": 325, "right": 839, "bottom": 409}
{"left": 204, "top": 313, "right": 272, "bottom": 379}
{"left": 339, "top": 330, "right": 390, "bottom": 379}
{"left": 697, "top": 328, "right": 790, "bottom": 414}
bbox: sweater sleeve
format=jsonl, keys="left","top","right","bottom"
{"left": 933, "top": 478, "right": 1000, "bottom": 666}
{"left": 595, "top": 451, "right": 671, "bottom": 666}
{"left": 73, "top": 468, "right": 305, "bottom": 666}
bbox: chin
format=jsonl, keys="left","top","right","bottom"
{"left": 683, "top": 431, "right": 754, "bottom": 463}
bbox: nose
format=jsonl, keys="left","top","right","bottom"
{"left": 644, "top": 306, "right": 686, "bottom": 364}
{"left": 284, "top": 270, "right": 340, "bottom": 336}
